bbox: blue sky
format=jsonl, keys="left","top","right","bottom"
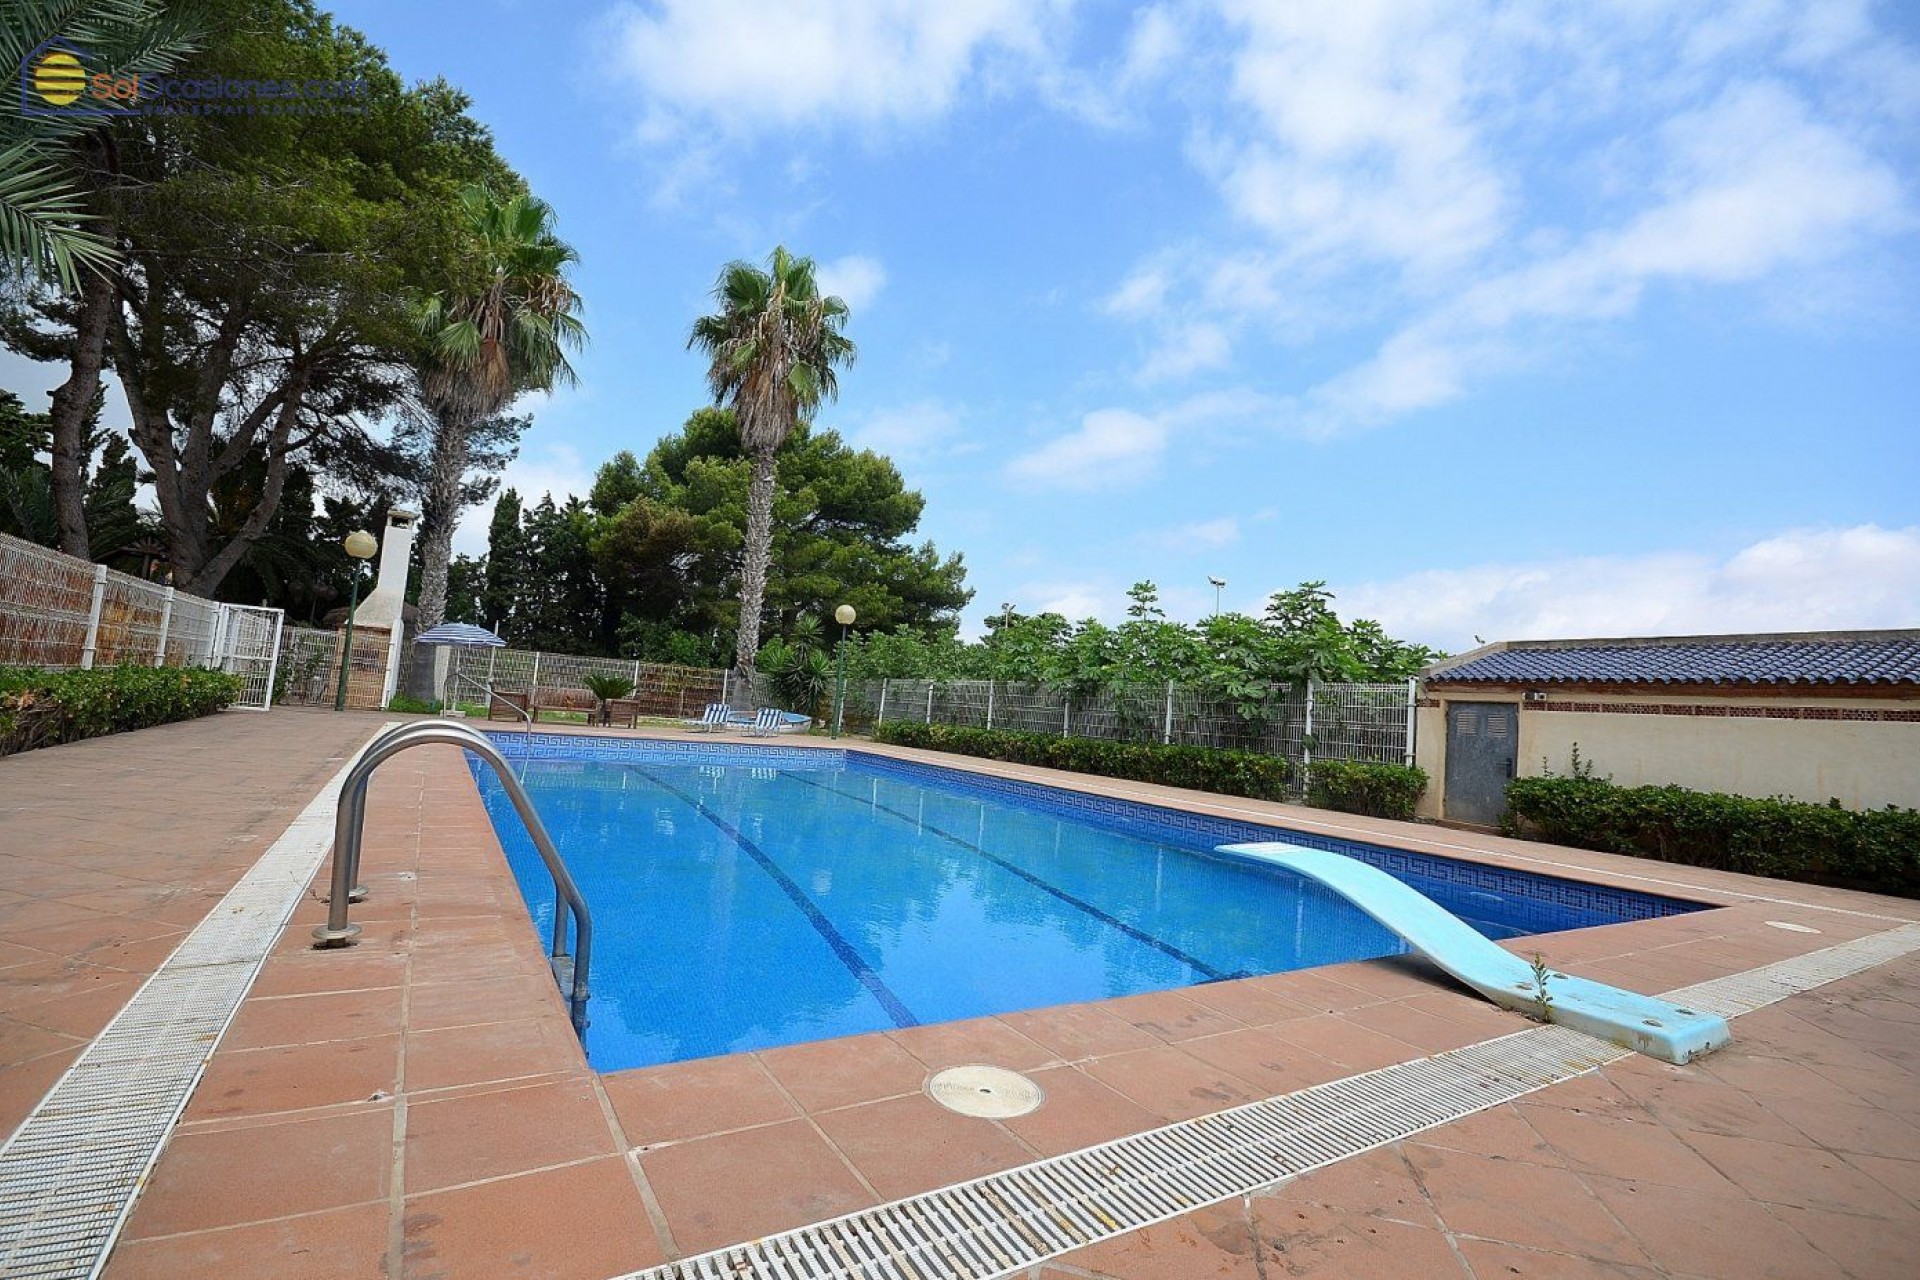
{"left": 17, "top": 1, "right": 1920, "bottom": 648}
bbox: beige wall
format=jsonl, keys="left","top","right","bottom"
{"left": 1415, "top": 687, "right": 1920, "bottom": 821}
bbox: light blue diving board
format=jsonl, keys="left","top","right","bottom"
{"left": 1216, "top": 843, "right": 1732, "bottom": 1065}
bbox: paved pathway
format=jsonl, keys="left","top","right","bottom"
{"left": 0, "top": 709, "right": 377, "bottom": 1134}
{"left": 3, "top": 716, "right": 1916, "bottom": 1278}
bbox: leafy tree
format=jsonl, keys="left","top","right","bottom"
{"left": 480, "top": 487, "right": 526, "bottom": 632}
{"left": 688, "top": 246, "right": 855, "bottom": 679}
{"left": 4, "top": 1, "right": 523, "bottom": 591}
{"left": 510, "top": 494, "right": 600, "bottom": 651}
{"left": 444, "top": 553, "right": 485, "bottom": 624}
{"left": 605, "top": 408, "right": 969, "bottom": 650}
{"left": 410, "top": 186, "right": 583, "bottom": 651}
{"left": 844, "top": 580, "right": 1441, "bottom": 695}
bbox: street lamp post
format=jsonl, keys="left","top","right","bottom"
{"left": 1208, "top": 575, "right": 1227, "bottom": 617}
{"left": 831, "top": 603, "right": 856, "bottom": 738}
{"left": 333, "top": 530, "right": 379, "bottom": 711}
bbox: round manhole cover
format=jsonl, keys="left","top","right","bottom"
{"left": 927, "top": 1065, "right": 1044, "bottom": 1118}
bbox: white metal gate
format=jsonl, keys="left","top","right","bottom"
{"left": 217, "top": 605, "right": 284, "bottom": 711}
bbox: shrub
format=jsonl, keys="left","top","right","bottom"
{"left": 1504, "top": 774, "right": 1920, "bottom": 899}
{"left": 1307, "top": 760, "right": 1429, "bottom": 820}
{"left": 0, "top": 664, "right": 246, "bottom": 756}
{"left": 871, "top": 721, "right": 1294, "bottom": 802}
{"left": 385, "top": 693, "right": 441, "bottom": 714}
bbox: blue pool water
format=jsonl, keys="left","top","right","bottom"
{"left": 470, "top": 737, "right": 1707, "bottom": 1072}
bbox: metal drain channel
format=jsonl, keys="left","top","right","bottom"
{"left": 0, "top": 730, "right": 391, "bottom": 1280}
{"left": 624, "top": 923, "right": 1920, "bottom": 1280}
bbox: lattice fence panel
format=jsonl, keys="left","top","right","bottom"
{"left": 0, "top": 534, "right": 95, "bottom": 667}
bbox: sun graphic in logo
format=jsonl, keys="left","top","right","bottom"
{"left": 31, "top": 48, "right": 89, "bottom": 107}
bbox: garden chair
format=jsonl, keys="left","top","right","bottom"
{"left": 682, "top": 703, "right": 729, "bottom": 732}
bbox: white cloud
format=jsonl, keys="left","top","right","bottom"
{"left": 1089, "top": 4, "right": 1917, "bottom": 424}
{"left": 1025, "top": 581, "right": 1112, "bottom": 621}
{"left": 454, "top": 444, "right": 594, "bottom": 557}
{"left": 1103, "top": 264, "right": 1172, "bottom": 319}
{"left": 1005, "top": 408, "right": 1165, "bottom": 490}
{"left": 816, "top": 254, "right": 888, "bottom": 310}
{"left": 1138, "top": 321, "right": 1232, "bottom": 383}
{"left": 607, "top": 0, "right": 1060, "bottom": 136}
{"left": 1335, "top": 525, "right": 1920, "bottom": 653}
{"left": 1147, "top": 516, "right": 1240, "bottom": 551}
{"left": 1291, "top": 78, "right": 1909, "bottom": 432}
{"left": 845, "top": 399, "right": 965, "bottom": 466}
{"left": 1202, "top": 0, "right": 1508, "bottom": 277}
{"left": 1005, "top": 388, "right": 1276, "bottom": 490}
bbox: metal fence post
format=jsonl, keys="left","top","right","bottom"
{"left": 720, "top": 667, "right": 731, "bottom": 707}
{"left": 925, "top": 682, "right": 934, "bottom": 723}
{"left": 1404, "top": 676, "right": 1418, "bottom": 766}
{"left": 877, "top": 678, "right": 889, "bottom": 724}
{"left": 632, "top": 659, "right": 641, "bottom": 689}
{"left": 1162, "top": 680, "right": 1174, "bottom": 744}
{"left": 79, "top": 564, "right": 107, "bottom": 669}
{"left": 1062, "top": 696, "right": 1070, "bottom": 736}
{"left": 529, "top": 650, "right": 542, "bottom": 701}
{"left": 155, "top": 586, "right": 175, "bottom": 666}
{"left": 1302, "top": 676, "right": 1316, "bottom": 781}
{"left": 203, "top": 604, "right": 224, "bottom": 667}
{"left": 985, "top": 678, "right": 994, "bottom": 730}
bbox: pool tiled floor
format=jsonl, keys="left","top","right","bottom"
{"left": 2, "top": 712, "right": 1916, "bottom": 1278}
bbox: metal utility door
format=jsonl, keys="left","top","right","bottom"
{"left": 1443, "top": 701, "right": 1517, "bottom": 825}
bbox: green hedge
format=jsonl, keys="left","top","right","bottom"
{"left": 1306, "top": 760, "right": 1429, "bottom": 821}
{"left": 0, "top": 665, "right": 246, "bottom": 757}
{"left": 1504, "top": 775, "right": 1920, "bottom": 898}
{"left": 871, "top": 722, "right": 1295, "bottom": 801}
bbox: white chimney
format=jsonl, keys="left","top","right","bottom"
{"left": 352, "top": 508, "right": 417, "bottom": 632}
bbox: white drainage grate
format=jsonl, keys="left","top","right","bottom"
{"left": 622, "top": 922, "right": 1920, "bottom": 1280}
{"left": 0, "top": 734, "right": 387, "bottom": 1280}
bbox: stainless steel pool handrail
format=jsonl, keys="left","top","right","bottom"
{"left": 449, "top": 668, "right": 534, "bottom": 736}
{"left": 312, "top": 720, "right": 592, "bottom": 1034}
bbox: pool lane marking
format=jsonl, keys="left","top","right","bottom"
{"left": 782, "top": 769, "right": 1234, "bottom": 983}
{"left": 623, "top": 764, "right": 920, "bottom": 1030}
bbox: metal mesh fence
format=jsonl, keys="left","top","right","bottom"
{"left": 445, "top": 645, "right": 725, "bottom": 720}
{"left": 0, "top": 532, "right": 290, "bottom": 708}
{"left": 0, "top": 532, "right": 281, "bottom": 690}
{"left": 862, "top": 675, "right": 1415, "bottom": 785}
{"left": 1310, "top": 680, "right": 1418, "bottom": 765}
{"left": 276, "top": 626, "right": 344, "bottom": 706}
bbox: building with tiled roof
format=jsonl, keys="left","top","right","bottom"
{"left": 1412, "top": 631, "right": 1920, "bottom": 826}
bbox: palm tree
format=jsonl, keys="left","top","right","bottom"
{"left": 411, "top": 185, "right": 584, "bottom": 652}
{"left": 1, "top": 0, "right": 200, "bottom": 290}
{"left": 689, "top": 247, "right": 855, "bottom": 683}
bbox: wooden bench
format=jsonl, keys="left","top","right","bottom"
{"left": 485, "top": 689, "right": 532, "bottom": 722}
{"left": 531, "top": 687, "right": 597, "bottom": 722}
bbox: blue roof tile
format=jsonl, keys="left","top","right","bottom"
{"left": 1428, "top": 636, "right": 1920, "bottom": 687}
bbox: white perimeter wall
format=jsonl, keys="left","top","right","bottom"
{"left": 1415, "top": 688, "right": 1920, "bottom": 819}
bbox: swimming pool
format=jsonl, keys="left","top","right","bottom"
{"left": 470, "top": 736, "right": 1708, "bottom": 1072}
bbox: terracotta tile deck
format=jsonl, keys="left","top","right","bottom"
{"left": 2, "top": 713, "right": 1916, "bottom": 1279}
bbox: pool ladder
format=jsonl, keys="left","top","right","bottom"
{"left": 312, "top": 720, "right": 592, "bottom": 1035}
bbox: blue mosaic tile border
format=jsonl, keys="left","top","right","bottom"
{"left": 848, "top": 752, "right": 1709, "bottom": 924}
{"left": 480, "top": 729, "right": 846, "bottom": 770}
